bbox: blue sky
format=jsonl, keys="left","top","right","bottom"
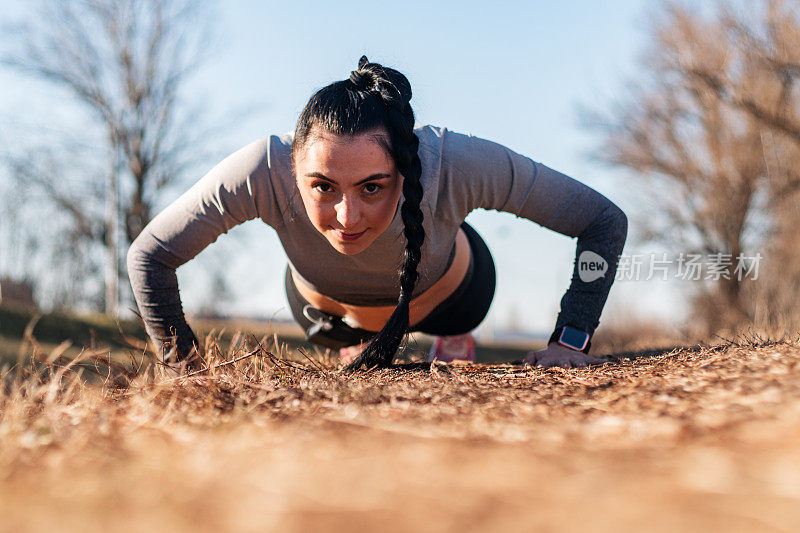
{"left": 0, "top": 1, "right": 693, "bottom": 336}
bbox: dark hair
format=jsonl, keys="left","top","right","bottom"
{"left": 291, "top": 55, "right": 424, "bottom": 370}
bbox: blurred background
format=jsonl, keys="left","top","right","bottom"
{"left": 1, "top": 0, "right": 798, "bottom": 354}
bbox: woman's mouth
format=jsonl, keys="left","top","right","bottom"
{"left": 336, "top": 229, "right": 367, "bottom": 241}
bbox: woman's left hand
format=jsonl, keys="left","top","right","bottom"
{"left": 523, "top": 342, "right": 608, "bottom": 369}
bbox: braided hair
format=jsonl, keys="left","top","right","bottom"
{"left": 291, "top": 55, "right": 424, "bottom": 370}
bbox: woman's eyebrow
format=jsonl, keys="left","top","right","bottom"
{"left": 305, "top": 172, "right": 393, "bottom": 185}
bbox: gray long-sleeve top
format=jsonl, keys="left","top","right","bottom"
{"left": 127, "top": 125, "right": 628, "bottom": 358}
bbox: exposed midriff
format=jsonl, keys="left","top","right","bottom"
{"left": 291, "top": 227, "right": 471, "bottom": 332}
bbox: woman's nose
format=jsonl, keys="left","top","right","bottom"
{"left": 334, "top": 195, "right": 361, "bottom": 228}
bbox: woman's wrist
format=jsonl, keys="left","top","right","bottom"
{"left": 548, "top": 325, "right": 592, "bottom": 354}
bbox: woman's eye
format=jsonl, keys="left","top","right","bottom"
{"left": 364, "top": 183, "right": 383, "bottom": 194}
{"left": 313, "top": 182, "right": 333, "bottom": 193}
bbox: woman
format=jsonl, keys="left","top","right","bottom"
{"left": 127, "top": 56, "right": 627, "bottom": 372}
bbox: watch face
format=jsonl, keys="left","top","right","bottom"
{"left": 559, "top": 326, "right": 589, "bottom": 350}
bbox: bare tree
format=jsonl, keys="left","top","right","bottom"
{"left": 683, "top": 0, "right": 800, "bottom": 332}
{"left": 581, "top": 0, "right": 800, "bottom": 336}
{"left": 1, "top": 0, "right": 219, "bottom": 314}
{"left": 689, "top": 1, "right": 800, "bottom": 148}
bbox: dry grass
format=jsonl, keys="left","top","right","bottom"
{"left": 2, "top": 332, "right": 800, "bottom": 532}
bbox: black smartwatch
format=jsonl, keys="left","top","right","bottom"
{"left": 548, "top": 325, "right": 591, "bottom": 354}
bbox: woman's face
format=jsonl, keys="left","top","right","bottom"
{"left": 294, "top": 126, "right": 403, "bottom": 255}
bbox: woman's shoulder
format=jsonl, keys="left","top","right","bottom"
{"left": 414, "top": 124, "right": 510, "bottom": 162}
{"left": 216, "top": 131, "right": 293, "bottom": 169}
{"left": 414, "top": 124, "right": 457, "bottom": 166}
{"left": 415, "top": 123, "right": 447, "bottom": 137}
{"left": 414, "top": 124, "right": 450, "bottom": 152}
{"left": 231, "top": 130, "right": 295, "bottom": 180}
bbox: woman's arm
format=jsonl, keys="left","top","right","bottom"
{"left": 127, "top": 136, "right": 281, "bottom": 366}
{"left": 437, "top": 128, "right": 628, "bottom": 358}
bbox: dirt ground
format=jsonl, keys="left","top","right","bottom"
{"left": 2, "top": 337, "right": 800, "bottom": 532}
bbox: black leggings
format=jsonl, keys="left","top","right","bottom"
{"left": 285, "top": 222, "right": 496, "bottom": 349}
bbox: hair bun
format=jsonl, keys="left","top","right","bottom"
{"left": 349, "top": 55, "right": 412, "bottom": 107}
{"left": 349, "top": 69, "right": 375, "bottom": 91}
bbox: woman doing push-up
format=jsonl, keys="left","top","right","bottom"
{"left": 127, "top": 55, "right": 628, "bottom": 372}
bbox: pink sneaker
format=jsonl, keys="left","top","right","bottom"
{"left": 428, "top": 333, "right": 476, "bottom": 363}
